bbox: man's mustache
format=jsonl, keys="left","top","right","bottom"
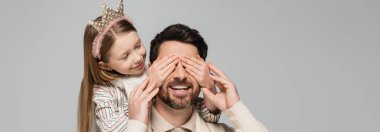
{"left": 167, "top": 79, "right": 194, "bottom": 88}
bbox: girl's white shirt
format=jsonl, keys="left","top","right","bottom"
{"left": 112, "top": 68, "right": 147, "bottom": 98}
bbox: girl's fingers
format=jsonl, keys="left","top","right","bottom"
{"left": 151, "top": 57, "right": 160, "bottom": 66}
{"left": 182, "top": 61, "right": 201, "bottom": 74}
{"left": 182, "top": 56, "right": 203, "bottom": 66}
{"left": 153, "top": 55, "right": 172, "bottom": 67}
{"left": 208, "top": 63, "right": 228, "bottom": 79}
{"left": 130, "top": 86, "right": 137, "bottom": 100}
{"left": 143, "top": 88, "right": 159, "bottom": 103}
{"left": 161, "top": 65, "right": 176, "bottom": 79}
{"left": 209, "top": 75, "right": 229, "bottom": 85}
{"left": 209, "top": 75, "right": 229, "bottom": 91}
{"left": 212, "top": 78, "right": 226, "bottom": 92}
{"left": 215, "top": 82, "right": 225, "bottom": 92}
{"left": 134, "top": 78, "right": 150, "bottom": 98}
{"left": 181, "top": 57, "right": 202, "bottom": 71}
{"left": 181, "top": 61, "right": 202, "bottom": 71}
{"left": 185, "top": 68, "right": 200, "bottom": 81}
{"left": 187, "top": 56, "right": 203, "bottom": 65}
{"left": 147, "top": 81, "right": 157, "bottom": 93}
{"left": 139, "top": 81, "right": 156, "bottom": 100}
{"left": 157, "top": 55, "right": 177, "bottom": 70}
{"left": 201, "top": 88, "right": 215, "bottom": 102}
{"left": 160, "top": 59, "right": 178, "bottom": 75}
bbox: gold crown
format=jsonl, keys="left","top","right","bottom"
{"left": 89, "top": 0, "right": 124, "bottom": 32}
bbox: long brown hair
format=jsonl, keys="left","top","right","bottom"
{"left": 78, "top": 16, "right": 136, "bottom": 132}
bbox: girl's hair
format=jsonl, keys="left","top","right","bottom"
{"left": 78, "top": 16, "right": 136, "bottom": 132}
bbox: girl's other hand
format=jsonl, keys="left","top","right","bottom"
{"left": 148, "top": 54, "right": 179, "bottom": 87}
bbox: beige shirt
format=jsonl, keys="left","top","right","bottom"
{"left": 126, "top": 101, "right": 268, "bottom": 132}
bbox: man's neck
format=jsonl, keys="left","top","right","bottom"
{"left": 154, "top": 98, "right": 194, "bottom": 127}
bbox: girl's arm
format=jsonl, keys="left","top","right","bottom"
{"left": 93, "top": 78, "right": 156, "bottom": 132}
{"left": 93, "top": 86, "right": 129, "bottom": 132}
{"left": 197, "top": 97, "right": 221, "bottom": 123}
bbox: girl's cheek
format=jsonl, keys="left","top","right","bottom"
{"left": 141, "top": 45, "right": 147, "bottom": 54}
{"left": 141, "top": 47, "right": 147, "bottom": 55}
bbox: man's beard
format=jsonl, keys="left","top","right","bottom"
{"left": 158, "top": 80, "right": 198, "bottom": 110}
{"left": 162, "top": 91, "right": 196, "bottom": 109}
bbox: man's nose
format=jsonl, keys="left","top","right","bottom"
{"left": 173, "top": 62, "right": 187, "bottom": 81}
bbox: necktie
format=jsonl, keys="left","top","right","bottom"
{"left": 167, "top": 127, "right": 192, "bottom": 132}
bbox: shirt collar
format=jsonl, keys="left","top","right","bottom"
{"left": 180, "top": 109, "right": 196, "bottom": 132}
{"left": 151, "top": 106, "right": 197, "bottom": 132}
{"left": 151, "top": 106, "right": 174, "bottom": 132}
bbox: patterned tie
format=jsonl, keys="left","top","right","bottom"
{"left": 167, "top": 127, "right": 192, "bottom": 132}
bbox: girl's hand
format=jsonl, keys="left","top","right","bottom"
{"left": 201, "top": 64, "right": 240, "bottom": 111}
{"left": 148, "top": 54, "right": 179, "bottom": 87}
{"left": 128, "top": 78, "right": 159, "bottom": 125}
{"left": 181, "top": 55, "right": 219, "bottom": 112}
{"left": 180, "top": 55, "right": 215, "bottom": 91}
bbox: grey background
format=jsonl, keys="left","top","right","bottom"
{"left": 0, "top": 0, "right": 379, "bottom": 131}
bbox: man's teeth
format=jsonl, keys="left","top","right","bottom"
{"left": 171, "top": 85, "right": 189, "bottom": 90}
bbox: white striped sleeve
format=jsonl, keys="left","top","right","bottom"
{"left": 93, "top": 86, "right": 129, "bottom": 132}
{"left": 197, "top": 97, "right": 221, "bottom": 123}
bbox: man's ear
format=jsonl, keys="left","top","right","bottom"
{"left": 196, "top": 55, "right": 204, "bottom": 61}
{"left": 98, "top": 61, "right": 113, "bottom": 71}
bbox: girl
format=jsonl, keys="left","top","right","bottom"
{"left": 78, "top": 1, "right": 220, "bottom": 132}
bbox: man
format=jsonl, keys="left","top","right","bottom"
{"left": 127, "top": 24, "right": 268, "bottom": 132}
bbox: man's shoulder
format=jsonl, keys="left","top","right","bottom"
{"left": 204, "top": 122, "right": 234, "bottom": 132}
{"left": 194, "top": 107, "right": 234, "bottom": 132}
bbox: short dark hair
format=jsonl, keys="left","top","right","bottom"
{"left": 149, "top": 24, "right": 208, "bottom": 63}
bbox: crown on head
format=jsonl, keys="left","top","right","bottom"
{"left": 89, "top": 0, "right": 124, "bottom": 32}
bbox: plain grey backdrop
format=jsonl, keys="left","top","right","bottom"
{"left": 1, "top": 0, "right": 379, "bottom": 131}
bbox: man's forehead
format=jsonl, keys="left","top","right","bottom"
{"left": 158, "top": 41, "right": 198, "bottom": 57}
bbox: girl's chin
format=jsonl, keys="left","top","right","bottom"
{"left": 132, "top": 67, "right": 145, "bottom": 74}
